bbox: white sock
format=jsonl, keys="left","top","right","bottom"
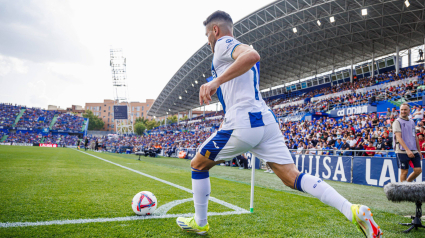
{"left": 298, "top": 173, "right": 353, "bottom": 221}
{"left": 192, "top": 170, "right": 210, "bottom": 227}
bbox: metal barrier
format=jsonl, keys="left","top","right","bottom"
{"left": 288, "top": 149, "right": 396, "bottom": 157}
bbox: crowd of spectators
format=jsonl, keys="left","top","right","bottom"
{"left": 0, "top": 103, "right": 21, "bottom": 127}
{"left": 283, "top": 105, "right": 425, "bottom": 157}
{"left": 53, "top": 114, "right": 85, "bottom": 131}
{"left": 17, "top": 108, "right": 57, "bottom": 129}
{"left": 269, "top": 66, "right": 425, "bottom": 117}
{"left": 1, "top": 131, "right": 81, "bottom": 146}
{"left": 4, "top": 132, "right": 43, "bottom": 144}
{"left": 0, "top": 104, "right": 86, "bottom": 146}
{"left": 42, "top": 134, "right": 81, "bottom": 146}
{"left": 267, "top": 66, "right": 425, "bottom": 108}
{"left": 0, "top": 103, "right": 85, "bottom": 131}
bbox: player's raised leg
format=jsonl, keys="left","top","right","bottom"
{"left": 251, "top": 123, "right": 381, "bottom": 238}
{"left": 267, "top": 162, "right": 381, "bottom": 237}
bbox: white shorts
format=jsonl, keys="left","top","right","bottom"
{"left": 198, "top": 122, "right": 293, "bottom": 165}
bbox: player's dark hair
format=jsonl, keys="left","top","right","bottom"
{"left": 203, "top": 10, "right": 233, "bottom": 27}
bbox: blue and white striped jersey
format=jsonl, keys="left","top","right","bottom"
{"left": 211, "top": 36, "right": 277, "bottom": 130}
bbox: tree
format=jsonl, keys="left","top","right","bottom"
{"left": 145, "top": 119, "right": 160, "bottom": 130}
{"left": 82, "top": 110, "right": 105, "bottom": 130}
{"left": 135, "top": 117, "right": 149, "bottom": 124}
{"left": 167, "top": 115, "right": 178, "bottom": 124}
{"left": 134, "top": 122, "right": 146, "bottom": 135}
{"left": 181, "top": 115, "right": 188, "bottom": 121}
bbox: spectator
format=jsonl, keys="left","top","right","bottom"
{"left": 413, "top": 105, "right": 423, "bottom": 123}
{"left": 341, "top": 138, "right": 351, "bottom": 156}
{"left": 364, "top": 141, "right": 376, "bottom": 156}
{"left": 391, "top": 107, "right": 399, "bottom": 117}
{"left": 375, "top": 137, "right": 385, "bottom": 150}
{"left": 297, "top": 142, "right": 305, "bottom": 154}
{"left": 348, "top": 135, "right": 357, "bottom": 149}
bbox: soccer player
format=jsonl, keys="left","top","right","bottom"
{"left": 176, "top": 11, "right": 381, "bottom": 238}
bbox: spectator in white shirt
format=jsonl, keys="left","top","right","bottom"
{"left": 316, "top": 144, "right": 323, "bottom": 155}
{"left": 297, "top": 142, "right": 305, "bottom": 154}
{"left": 413, "top": 105, "right": 424, "bottom": 123}
{"left": 309, "top": 144, "right": 317, "bottom": 155}
{"left": 361, "top": 118, "right": 367, "bottom": 127}
{"left": 348, "top": 135, "right": 357, "bottom": 148}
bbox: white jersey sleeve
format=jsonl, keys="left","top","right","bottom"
{"left": 211, "top": 36, "right": 277, "bottom": 130}
{"left": 215, "top": 38, "right": 240, "bottom": 63}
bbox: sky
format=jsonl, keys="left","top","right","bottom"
{"left": 0, "top": 0, "right": 275, "bottom": 110}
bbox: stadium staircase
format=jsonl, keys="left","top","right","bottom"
{"left": 389, "top": 100, "right": 404, "bottom": 107}
{"left": 49, "top": 114, "right": 59, "bottom": 130}
{"left": 0, "top": 134, "right": 7, "bottom": 142}
{"left": 12, "top": 108, "right": 26, "bottom": 127}
{"left": 81, "top": 119, "right": 87, "bottom": 132}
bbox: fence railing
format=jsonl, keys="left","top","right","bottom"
{"left": 149, "top": 147, "right": 399, "bottom": 158}
{"left": 288, "top": 149, "right": 396, "bottom": 157}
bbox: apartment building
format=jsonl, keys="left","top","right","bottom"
{"left": 85, "top": 99, "right": 155, "bottom": 131}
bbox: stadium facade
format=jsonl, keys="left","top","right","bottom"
{"left": 148, "top": 0, "right": 425, "bottom": 117}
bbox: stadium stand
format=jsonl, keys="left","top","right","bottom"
{"left": 52, "top": 114, "right": 85, "bottom": 131}
{"left": 4, "top": 132, "right": 43, "bottom": 144}
{"left": 16, "top": 107, "right": 57, "bottom": 129}
{"left": 0, "top": 103, "right": 87, "bottom": 146}
{"left": 108, "top": 65, "right": 424, "bottom": 156}
{"left": 1, "top": 65, "right": 425, "bottom": 152}
{"left": 0, "top": 104, "right": 21, "bottom": 127}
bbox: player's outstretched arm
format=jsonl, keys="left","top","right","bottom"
{"left": 199, "top": 44, "right": 260, "bottom": 105}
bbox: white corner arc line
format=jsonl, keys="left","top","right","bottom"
{"left": 75, "top": 150, "right": 248, "bottom": 213}
{"left": 154, "top": 198, "right": 194, "bottom": 215}
{"left": 0, "top": 211, "right": 250, "bottom": 228}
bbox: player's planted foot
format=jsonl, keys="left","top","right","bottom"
{"left": 176, "top": 216, "right": 209, "bottom": 235}
{"left": 351, "top": 204, "right": 382, "bottom": 238}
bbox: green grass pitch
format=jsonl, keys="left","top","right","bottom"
{"left": 0, "top": 145, "right": 423, "bottom": 237}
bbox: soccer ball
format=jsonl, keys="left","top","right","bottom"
{"left": 131, "top": 191, "right": 157, "bottom": 215}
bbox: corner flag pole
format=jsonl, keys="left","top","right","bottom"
{"left": 250, "top": 155, "right": 255, "bottom": 213}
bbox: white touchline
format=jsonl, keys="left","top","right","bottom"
{"left": 0, "top": 150, "right": 249, "bottom": 228}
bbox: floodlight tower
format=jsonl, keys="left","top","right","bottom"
{"left": 110, "top": 47, "right": 134, "bottom": 134}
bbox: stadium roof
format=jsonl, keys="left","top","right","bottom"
{"left": 149, "top": 0, "right": 425, "bottom": 117}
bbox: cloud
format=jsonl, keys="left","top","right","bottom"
{"left": 0, "top": 0, "right": 91, "bottom": 64}
{"left": 27, "top": 79, "right": 51, "bottom": 107}
{"left": 0, "top": 55, "right": 28, "bottom": 76}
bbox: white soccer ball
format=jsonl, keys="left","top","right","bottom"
{"left": 131, "top": 191, "right": 157, "bottom": 215}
